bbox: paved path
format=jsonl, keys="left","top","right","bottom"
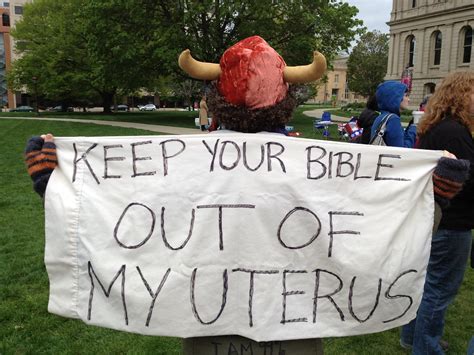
{"left": 1, "top": 116, "right": 200, "bottom": 135}
{"left": 1, "top": 109, "right": 408, "bottom": 132}
{"left": 2, "top": 111, "right": 350, "bottom": 133}
{"left": 303, "top": 108, "right": 409, "bottom": 127}
{"left": 303, "top": 108, "right": 351, "bottom": 122}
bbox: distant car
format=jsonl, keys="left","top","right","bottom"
{"left": 139, "top": 104, "right": 157, "bottom": 111}
{"left": 10, "top": 105, "right": 34, "bottom": 112}
{"left": 51, "top": 105, "right": 74, "bottom": 112}
{"left": 111, "top": 104, "right": 129, "bottom": 111}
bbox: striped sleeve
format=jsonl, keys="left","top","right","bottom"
{"left": 25, "top": 136, "right": 57, "bottom": 197}
{"left": 432, "top": 157, "right": 470, "bottom": 208}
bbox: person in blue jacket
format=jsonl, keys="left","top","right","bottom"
{"left": 370, "top": 81, "right": 417, "bottom": 147}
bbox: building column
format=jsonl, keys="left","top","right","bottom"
{"left": 391, "top": 0, "right": 398, "bottom": 21}
{"left": 441, "top": 24, "right": 453, "bottom": 72}
{"left": 393, "top": 32, "right": 401, "bottom": 78}
{"left": 397, "top": 0, "right": 404, "bottom": 13}
{"left": 387, "top": 33, "right": 395, "bottom": 76}
{"left": 414, "top": 29, "right": 425, "bottom": 74}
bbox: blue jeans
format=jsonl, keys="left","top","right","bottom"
{"left": 401, "top": 229, "right": 472, "bottom": 355}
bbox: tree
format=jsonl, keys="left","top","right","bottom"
{"left": 347, "top": 31, "right": 389, "bottom": 98}
{"left": 172, "top": 79, "right": 202, "bottom": 109}
{"left": 8, "top": 1, "right": 364, "bottom": 110}
{"left": 9, "top": 0, "right": 167, "bottom": 112}
{"left": 153, "top": 1, "right": 364, "bottom": 67}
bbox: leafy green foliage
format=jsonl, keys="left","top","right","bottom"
{"left": 8, "top": 0, "right": 364, "bottom": 112}
{"left": 160, "top": 0, "right": 364, "bottom": 66}
{"left": 347, "top": 31, "right": 389, "bottom": 97}
{"left": 9, "top": 0, "right": 167, "bottom": 112}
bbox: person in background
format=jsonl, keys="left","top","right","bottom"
{"left": 199, "top": 95, "right": 209, "bottom": 131}
{"left": 400, "top": 71, "right": 474, "bottom": 355}
{"left": 419, "top": 95, "right": 431, "bottom": 112}
{"left": 207, "top": 115, "right": 219, "bottom": 132}
{"left": 370, "top": 81, "right": 417, "bottom": 147}
{"left": 357, "top": 95, "right": 378, "bottom": 144}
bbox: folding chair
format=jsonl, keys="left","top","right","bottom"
{"left": 313, "top": 111, "right": 332, "bottom": 138}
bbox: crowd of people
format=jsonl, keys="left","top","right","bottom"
{"left": 24, "top": 36, "right": 473, "bottom": 354}
{"left": 360, "top": 72, "right": 474, "bottom": 354}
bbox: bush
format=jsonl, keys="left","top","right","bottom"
{"left": 341, "top": 102, "right": 365, "bottom": 111}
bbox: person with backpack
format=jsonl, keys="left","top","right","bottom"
{"left": 357, "top": 95, "right": 378, "bottom": 144}
{"left": 370, "top": 81, "right": 417, "bottom": 147}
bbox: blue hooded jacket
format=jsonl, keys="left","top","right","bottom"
{"left": 370, "top": 81, "right": 417, "bottom": 148}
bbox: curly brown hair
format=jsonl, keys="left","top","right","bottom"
{"left": 206, "top": 83, "right": 298, "bottom": 133}
{"left": 417, "top": 71, "right": 474, "bottom": 136}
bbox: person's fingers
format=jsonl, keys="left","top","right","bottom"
{"left": 43, "top": 133, "right": 54, "bottom": 142}
{"left": 442, "top": 150, "right": 457, "bottom": 159}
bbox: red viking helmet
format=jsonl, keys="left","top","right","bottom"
{"left": 178, "top": 36, "right": 326, "bottom": 110}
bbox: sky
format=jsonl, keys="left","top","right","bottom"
{"left": 344, "top": 0, "right": 393, "bottom": 33}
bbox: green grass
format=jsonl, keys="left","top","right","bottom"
{"left": 0, "top": 110, "right": 199, "bottom": 129}
{"left": 328, "top": 109, "right": 413, "bottom": 123}
{"left": 0, "top": 106, "right": 346, "bottom": 141}
{"left": 292, "top": 105, "right": 346, "bottom": 140}
{"left": 1, "top": 118, "right": 473, "bottom": 354}
{"left": 0, "top": 119, "right": 181, "bottom": 354}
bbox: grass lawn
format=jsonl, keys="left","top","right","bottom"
{"left": 0, "top": 110, "right": 199, "bottom": 129}
{"left": 0, "top": 103, "right": 343, "bottom": 140}
{"left": 1, "top": 118, "right": 472, "bottom": 354}
{"left": 327, "top": 109, "right": 413, "bottom": 124}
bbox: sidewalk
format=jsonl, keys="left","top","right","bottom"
{"left": 2, "top": 109, "right": 409, "bottom": 133}
{"left": 303, "top": 108, "right": 409, "bottom": 127}
{"left": 303, "top": 108, "right": 351, "bottom": 123}
{"left": 0, "top": 116, "right": 201, "bottom": 135}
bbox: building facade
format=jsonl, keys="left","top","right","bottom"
{"left": 312, "top": 56, "right": 365, "bottom": 105}
{"left": 386, "top": 0, "right": 474, "bottom": 108}
{"left": 0, "top": 2, "right": 12, "bottom": 108}
{"left": 0, "top": 0, "right": 30, "bottom": 109}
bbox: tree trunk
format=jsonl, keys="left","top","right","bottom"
{"left": 101, "top": 91, "right": 114, "bottom": 114}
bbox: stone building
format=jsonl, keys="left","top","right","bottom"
{"left": 312, "top": 56, "right": 365, "bottom": 105}
{"left": 0, "top": 3, "right": 12, "bottom": 108}
{"left": 385, "top": 0, "right": 474, "bottom": 108}
{"left": 0, "top": 0, "right": 30, "bottom": 109}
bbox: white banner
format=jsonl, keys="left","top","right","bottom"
{"left": 44, "top": 132, "right": 442, "bottom": 341}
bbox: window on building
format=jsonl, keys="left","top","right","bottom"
{"left": 334, "top": 74, "right": 339, "bottom": 83}
{"left": 433, "top": 31, "right": 442, "bottom": 65}
{"left": 14, "top": 5, "right": 22, "bottom": 14}
{"left": 406, "top": 35, "right": 416, "bottom": 67}
{"left": 344, "top": 85, "right": 349, "bottom": 100}
{"left": 2, "top": 13, "right": 9, "bottom": 26}
{"left": 461, "top": 26, "right": 472, "bottom": 64}
{"left": 412, "top": 0, "right": 416, "bottom": 8}
{"left": 423, "top": 83, "right": 436, "bottom": 97}
{"left": 3, "top": 2, "right": 9, "bottom": 7}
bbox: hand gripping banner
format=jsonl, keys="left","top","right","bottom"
{"left": 44, "top": 133, "right": 441, "bottom": 341}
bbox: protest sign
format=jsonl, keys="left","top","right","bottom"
{"left": 44, "top": 133, "right": 441, "bottom": 341}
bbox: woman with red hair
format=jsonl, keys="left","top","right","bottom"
{"left": 401, "top": 71, "right": 474, "bottom": 354}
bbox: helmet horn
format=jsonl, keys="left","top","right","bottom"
{"left": 283, "top": 51, "right": 327, "bottom": 83}
{"left": 178, "top": 49, "right": 221, "bottom": 81}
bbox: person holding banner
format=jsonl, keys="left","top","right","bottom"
{"left": 24, "top": 37, "right": 470, "bottom": 355}
{"left": 370, "top": 81, "right": 417, "bottom": 148}
{"left": 400, "top": 71, "right": 474, "bottom": 354}
{"left": 178, "top": 34, "right": 328, "bottom": 354}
